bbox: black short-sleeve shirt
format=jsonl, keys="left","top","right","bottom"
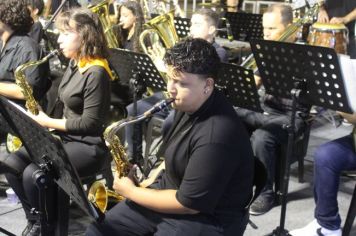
{"left": 157, "top": 89, "right": 254, "bottom": 225}
{"left": 0, "top": 34, "right": 49, "bottom": 102}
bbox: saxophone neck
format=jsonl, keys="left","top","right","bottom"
{"left": 15, "top": 49, "right": 59, "bottom": 74}
{"left": 104, "top": 98, "right": 174, "bottom": 143}
{"left": 43, "top": 49, "right": 60, "bottom": 61}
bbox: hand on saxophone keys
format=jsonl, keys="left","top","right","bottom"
{"left": 113, "top": 165, "right": 139, "bottom": 198}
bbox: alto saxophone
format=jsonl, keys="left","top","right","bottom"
{"left": 15, "top": 49, "right": 59, "bottom": 115}
{"left": 88, "top": 98, "right": 174, "bottom": 213}
{"left": 6, "top": 50, "right": 59, "bottom": 153}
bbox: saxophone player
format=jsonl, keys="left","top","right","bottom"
{"left": 0, "top": 0, "right": 49, "bottom": 156}
{"left": 124, "top": 8, "right": 228, "bottom": 166}
{"left": 4, "top": 8, "right": 112, "bottom": 236}
{"left": 86, "top": 37, "right": 254, "bottom": 236}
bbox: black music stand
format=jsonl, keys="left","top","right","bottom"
{"left": 108, "top": 48, "right": 167, "bottom": 168}
{"left": 250, "top": 39, "right": 353, "bottom": 236}
{"left": 108, "top": 48, "right": 166, "bottom": 94}
{"left": 218, "top": 12, "right": 263, "bottom": 41}
{"left": 174, "top": 17, "right": 191, "bottom": 38}
{"left": 0, "top": 97, "right": 103, "bottom": 236}
{"left": 217, "top": 62, "right": 263, "bottom": 113}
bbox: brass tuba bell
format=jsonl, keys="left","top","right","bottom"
{"left": 89, "top": 0, "right": 120, "bottom": 48}
{"left": 139, "top": 9, "right": 179, "bottom": 55}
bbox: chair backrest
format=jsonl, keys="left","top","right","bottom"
{"left": 246, "top": 157, "right": 267, "bottom": 209}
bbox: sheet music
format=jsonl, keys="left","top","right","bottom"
{"left": 338, "top": 54, "right": 356, "bottom": 112}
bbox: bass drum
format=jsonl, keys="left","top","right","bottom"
{"left": 308, "top": 22, "right": 349, "bottom": 54}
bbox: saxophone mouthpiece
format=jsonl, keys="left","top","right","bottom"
{"left": 143, "top": 98, "right": 175, "bottom": 117}
{"left": 43, "top": 49, "right": 60, "bottom": 60}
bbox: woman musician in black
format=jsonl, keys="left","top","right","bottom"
{"left": 4, "top": 8, "right": 112, "bottom": 236}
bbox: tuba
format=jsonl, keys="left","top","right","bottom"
{"left": 6, "top": 50, "right": 59, "bottom": 153}
{"left": 240, "top": 2, "right": 320, "bottom": 72}
{"left": 89, "top": 0, "right": 120, "bottom": 48}
{"left": 139, "top": 9, "right": 179, "bottom": 56}
{"left": 88, "top": 98, "right": 175, "bottom": 213}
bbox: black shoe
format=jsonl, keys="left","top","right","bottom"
{"left": 249, "top": 193, "right": 275, "bottom": 216}
{"left": 22, "top": 221, "right": 34, "bottom": 236}
{"left": 27, "top": 221, "right": 41, "bottom": 236}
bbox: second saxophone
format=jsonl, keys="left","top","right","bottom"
{"left": 88, "top": 98, "right": 174, "bottom": 213}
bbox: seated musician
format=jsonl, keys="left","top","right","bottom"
{"left": 0, "top": 0, "right": 49, "bottom": 108}
{"left": 190, "top": 8, "right": 228, "bottom": 63}
{"left": 0, "top": 0, "right": 49, "bottom": 144}
{"left": 2, "top": 8, "right": 111, "bottom": 235}
{"left": 116, "top": 0, "right": 144, "bottom": 52}
{"left": 290, "top": 5, "right": 356, "bottom": 235}
{"left": 26, "top": 0, "right": 45, "bottom": 44}
{"left": 125, "top": 8, "right": 228, "bottom": 165}
{"left": 109, "top": 0, "right": 145, "bottom": 113}
{"left": 235, "top": 3, "right": 310, "bottom": 215}
{"left": 86, "top": 37, "right": 254, "bottom": 236}
{"left": 290, "top": 112, "right": 356, "bottom": 236}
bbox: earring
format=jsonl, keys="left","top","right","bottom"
{"left": 204, "top": 89, "right": 209, "bottom": 94}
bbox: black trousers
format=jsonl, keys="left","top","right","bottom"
{"left": 86, "top": 200, "right": 249, "bottom": 236}
{"left": 235, "top": 108, "right": 306, "bottom": 194}
{"left": 4, "top": 140, "right": 108, "bottom": 222}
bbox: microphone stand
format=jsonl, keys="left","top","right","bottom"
{"left": 43, "top": 0, "right": 70, "bottom": 31}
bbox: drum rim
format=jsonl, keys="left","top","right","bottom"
{"left": 311, "top": 22, "right": 347, "bottom": 31}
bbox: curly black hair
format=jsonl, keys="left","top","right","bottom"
{"left": 164, "top": 37, "right": 220, "bottom": 80}
{"left": 0, "top": 0, "right": 33, "bottom": 34}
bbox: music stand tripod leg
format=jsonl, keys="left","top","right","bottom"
{"left": 129, "top": 72, "right": 147, "bottom": 177}
{"left": 267, "top": 81, "right": 305, "bottom": 236}
{"left": 32, "top": 167, "right": 55, "bottom": 236}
